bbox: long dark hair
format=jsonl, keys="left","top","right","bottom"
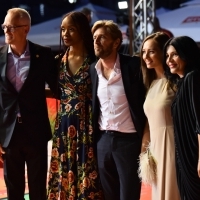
{"left": 140, "top": 32, "right": 170, "bottom": 89}
{"left": 58, "top": 11, "right": 95, "bottom": 61}
{"left": 54, "top": 11, "right": 95, "bottom": 116}
{"left": 163, "top": 36, "right": 200, "bottom": 84}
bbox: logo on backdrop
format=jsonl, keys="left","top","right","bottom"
{"left": 182, "top": 16, "right": 200, "bottom": 23}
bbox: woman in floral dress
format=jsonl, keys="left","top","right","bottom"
{"left": 47, "top": 11, "right": 102, "bottom": 200}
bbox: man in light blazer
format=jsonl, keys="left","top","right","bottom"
{"left": 90, "top": 20, "right": 146, "bottom": 200}
{"left": 0, "top": 8, "right": 57, "bottom": 200}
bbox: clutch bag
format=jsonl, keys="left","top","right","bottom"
{"left": 138, "top": 144, "right": 157, "bottom": 185}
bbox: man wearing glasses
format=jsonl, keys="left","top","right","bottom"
{"left": 0, "top": 8, "right": 57, "bottom": 200}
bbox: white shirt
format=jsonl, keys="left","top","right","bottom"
{"left": 95, "top": 54, "right": 136, "bottom": 133}
{"left": 6, "top": 42, "right": 30, "bottom": 117}
{"left": 7, "top": 42, "right": 30, "bottom": 92}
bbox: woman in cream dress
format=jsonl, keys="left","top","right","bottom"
{"left": 140, "top": 32, "right": 180, "bottom": 200}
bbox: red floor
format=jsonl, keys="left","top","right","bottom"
{"left": 0, "top": 167, "right": 29, "bottom": 199}
{"left": 0, "top": 166, "right": 151, "bottom": 199}
{"left": 0, "top": 100, "right": 152, "bottom": 199}
{"left": 0, "top": 169, "right": 7, "bottom": 199}
{"left": 141, "top": 184, "right": 151, "bottom": 200}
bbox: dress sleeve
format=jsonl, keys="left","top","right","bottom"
{"left": 186, "top": 71, "right": 200, "bottom": 134}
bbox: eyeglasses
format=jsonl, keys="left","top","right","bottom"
{"left": 1, "top": 24, "right": 28, "bottom": 33}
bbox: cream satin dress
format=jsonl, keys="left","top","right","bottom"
{"left": 143, "top": 78, "right": 180, "bottom": 200}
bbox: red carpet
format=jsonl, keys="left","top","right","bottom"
{"left": 0, "top": 168, "right": 6, "bottom": 199}
{"left": 0, "top": 166, "right": 29, "bottom": 199}
{"left": 141, "top": 184, "right": 151, "bottom": 200}
{"left": 0, "top": 99, "right": 151, "bottom": 199}
{"left": 0, "top": 166, "right": 151, "bottom": 199}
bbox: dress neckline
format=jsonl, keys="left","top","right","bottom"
{"left": 65, "top": 48, "right": 88, "bottom": 77}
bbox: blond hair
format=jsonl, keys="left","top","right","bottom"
{"left": 92, "top": 20, "right": 122, "bottom": 50}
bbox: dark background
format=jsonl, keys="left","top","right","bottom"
{"left": 0, "top": 0, "right": 188, "bottom": 36}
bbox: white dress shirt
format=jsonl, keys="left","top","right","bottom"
{"left": 6, "top": 42, "right": 30, "bottom": 92}
{"left": 6, "top": 42, "right": 30, "bottom": 116}
{"left": 95, "top": 54, "right": 136, "bottom": 133}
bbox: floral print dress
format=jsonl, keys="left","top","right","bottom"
{"left": 47, "top": 52, "right": 102, "bottom": 200}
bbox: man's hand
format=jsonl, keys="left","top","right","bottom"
{"left": 0, "top": 145, "right": 5, "bottom": 163}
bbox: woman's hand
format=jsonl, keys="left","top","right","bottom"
{"left": 197, "top": 162, "right": 200, "bottom": 177}
{"left": 141, "top": 120, "right": 150, "bottom": 153}
{"left": 141, "top": 142, "right": 148, "bottom": 153}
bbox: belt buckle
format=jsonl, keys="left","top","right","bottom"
{"left": 17, "top": 117, "right": 22, "bottom": 123}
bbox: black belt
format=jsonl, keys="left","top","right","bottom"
{"left": 16, "top": 116, "right": 22, "bottom": 123}
{"left": 101, "top": 130, "right": 137, "bottom": 136}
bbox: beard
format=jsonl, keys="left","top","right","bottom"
{"left": 94, "top": 42, "right": 115, "bottom": 59}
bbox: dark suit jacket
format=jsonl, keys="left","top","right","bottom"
{"left": 0, "top": 41, "right": 57, "bottom": 148}
{"left": 90, "top": 53, "right": 146, "bottom": 139}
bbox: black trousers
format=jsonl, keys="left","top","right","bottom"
{"left": 3, "top": 120, "right": 48, "bottom": 200}
{"left": 97, "top": 130, "right": 141, "bottom": 200}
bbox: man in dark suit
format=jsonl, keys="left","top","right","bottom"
{"left": 0, "top": 8, "right": 57, "bottom": 200}
{"left": 90, "top": 20, "right": 146, "bottom": 200}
